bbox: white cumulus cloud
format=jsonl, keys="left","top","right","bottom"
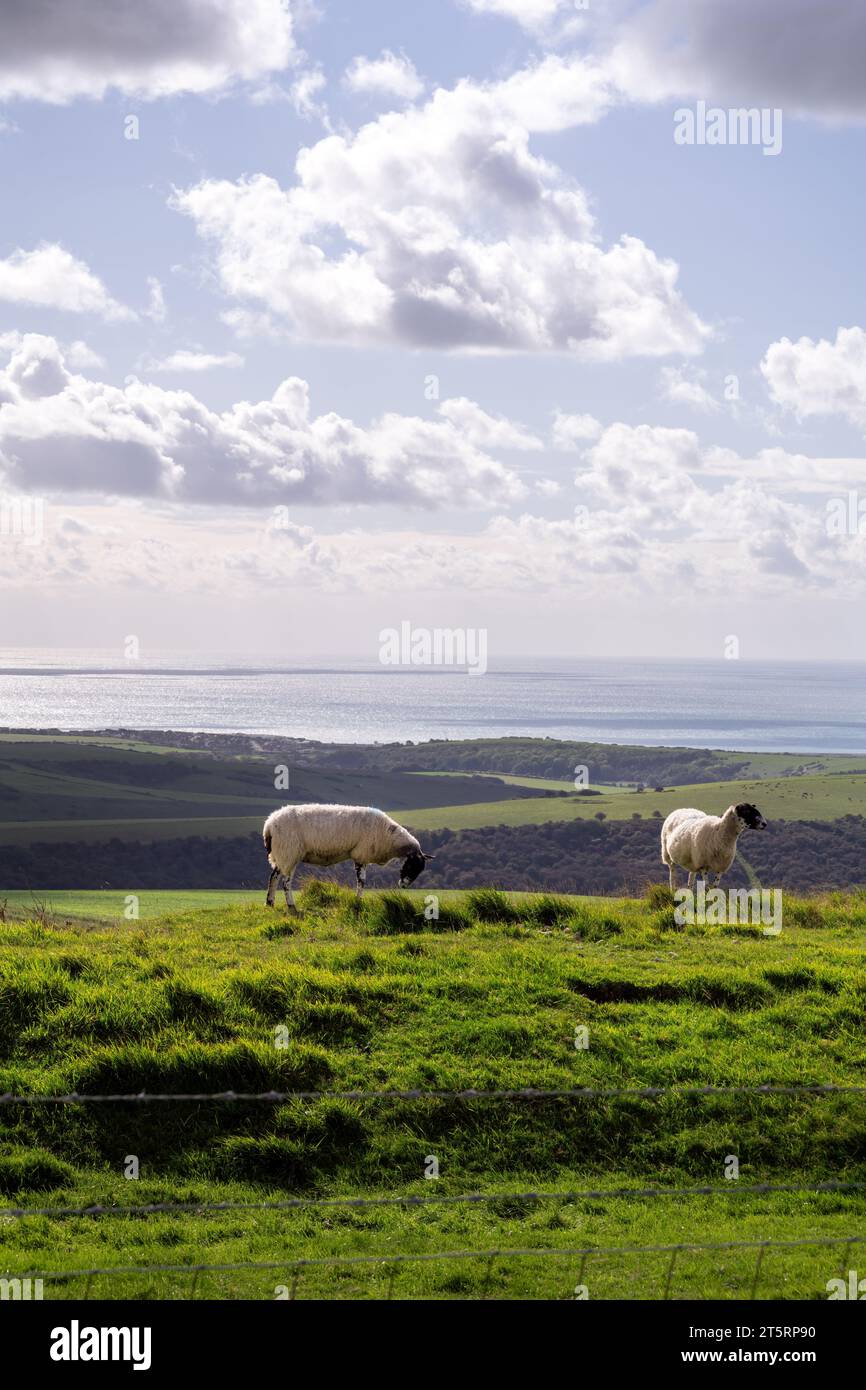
{"left": 659, "top": 365, "right": 720, "bottom": 412}
{"left": 344, "top": 50, "right": 424, "bottom": 103}
{"left": 0, "top": 244, "right": 133, "bottom": 320}
{"left": 0, "top": 0, "right": 298, "bottom": 103}
{"left": 173, "top": 63, "right": 707, "bottom": 358}
{"left": 761, "top": 327, "right": 866, "bottom": 427}
{"left": 551, "top": 410, "right": 602, "bottom": 448}
{"left": 460, "top": 0, "right": 578, "bottom": 36}
{"left": 438, "top": 397, "right": 542, "bottom": 449}
{"left": 4, "top": 406, "right": 866, "bottom": 602}
{"left": 609, "top": 0, "right": 866, "bottom": 121}
{"left": 0, "top": 334, "right": 526, "bottom": 509}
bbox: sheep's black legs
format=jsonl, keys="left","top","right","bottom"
{"left": 266, "top": 867, "right": 280, "bottom": 907}
{"left": 354, "top": 862, "right": 367, "bottom": 896}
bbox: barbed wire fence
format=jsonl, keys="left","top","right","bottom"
{"left": 4, "top": 1083, "right": 866, "bottom": 1104}
{"left": 11, "top": 1233, "right": 866, "bottom": 1302}
{"left": 2, "top": 1085, "right": 864, "bottom": 1300}
{"left": 5, "top": 1177, "right": 866, "bottom": 1221}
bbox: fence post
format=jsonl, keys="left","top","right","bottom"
{"left": 749, "top": 1244, "right": 766, "bottom": 1300}
{"left": 663, "top": 1248, "right": 678, "bottom": 1300}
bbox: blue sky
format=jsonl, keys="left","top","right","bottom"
{"left": 1, "top": 0, "right": 866, "bottom": 660}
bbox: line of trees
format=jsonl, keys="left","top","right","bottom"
{"left": 2, "top": 816, "right": 864, "bottom": 895}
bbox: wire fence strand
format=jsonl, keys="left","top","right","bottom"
{"left": 20, "top": 1232, "right": 866, "bottom": 1285}
{"left": 5, "top": 1082, "right": 862, "bottom": 1298}
{"left": 4, "top": 1179, "right": 866, "bottom": 1222}
{"left": 2, "top": 1083, "right": 864, "bottom": 1105}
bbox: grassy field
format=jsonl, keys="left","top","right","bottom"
{"left": 3, "top": 769, "right": 864, "bottom": 849}
{"left": 405, "top": 772, "right": 866, "bottom": 831}
{"left": 0, "top": 888, "right": 611, "bottom": 921}
{"left": 1, "top": 884, "right": 865, "bottom": 1300}
{"left": 415, "top": 771, "right": 637, "bottom": 793}
{"left": 2, "top": 889, "right": 265, "bottom": 920}
{"left": 0, "top": 741, "right": 541, "bottom": 845}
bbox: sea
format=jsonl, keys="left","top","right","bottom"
{"left": 0, "top": 650, "right": 865, "bottom": 754}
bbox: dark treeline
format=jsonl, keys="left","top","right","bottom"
{"left": 3, "top": 816, "right": 865, "bottom": 896}
{"left": 3, "top": 729, "right": 755, "bottom": 785}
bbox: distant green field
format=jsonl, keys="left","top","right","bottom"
{"left": 2, "top": 889, "right": 263, "bottom": 919}
{"left": 414, "top": 771, "right": 633, "bottom": 793}
{"left": 405, "top": 772, "right": 866, "bottom": 831}
{"left": 1, "top": 769, "right": 862, "bottom": 846}
{"left": 712, "top": 752, "right": 866, "bottom": 778}
{"left": 0, "top": 733, "right": 206, "bottom": 755}
{"left": 1, "top": 883, "right": 865, "bottom": 1300}
{"left": 0, "top": 740, "right": 538, "bottom": 840}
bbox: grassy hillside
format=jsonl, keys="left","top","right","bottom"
{"left": 1, "top": 885, "right": 865, "bottom": 1300}
{"left": 405, "top": 772, "right": 866, "bottom": 831}
{"left": 2, "top": 889, "right": 267, "bottom": 920}
{"left": 85, "top": 730, "right": 866, "bottom": 780}
{"left": 2, "top": 736, "right": 864, "bottom": 895}
{"left": 1, "top": 888, "right": 602, "bottom": 922}
{"left": 1, "top": 754, "right": 863, "bottom": 849}
{"left": 0, "top": 740, "right": 541, "bottom": 829}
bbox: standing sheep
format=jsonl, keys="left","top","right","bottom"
{"left": 263, "top": 804, "right": 435, "bottom": 912}
{"left": 661, "top": 803, "right": 767, "bottom": 890}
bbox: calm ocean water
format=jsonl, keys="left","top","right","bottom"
{"left": 1, "top": 651, "right": 865, "bottom": 753}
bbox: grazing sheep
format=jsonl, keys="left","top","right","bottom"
{"left": 661, "top": 803, "right": 767, "bottom": 890}
{"left": 263, "top": 803, "right": 435, "bottom": 912}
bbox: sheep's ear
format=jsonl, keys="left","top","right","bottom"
{"left": 424, "top": 853, "right": 436, "bottom": 860}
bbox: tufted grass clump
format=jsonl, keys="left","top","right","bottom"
{"left": 464, "top": 888, "right": 520, "bottom": 923}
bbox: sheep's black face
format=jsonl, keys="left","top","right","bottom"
{"left": 735, "top": 803, "right": 768, "bottom": 830}
{"left": 398, "top": 850, "right": 430, "bottom": 888}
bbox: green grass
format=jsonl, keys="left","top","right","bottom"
{"left": 1, "top": 884, "right": 865, "bottom": 1300}
{"left": 0, "top": 742, "right": 540, "bottom": 844}
{"left": 1, "top": 889, "right": 265, "bottom": 921}
{"left": 404, "top": 772, "right": 866, "bottom": 831}
{"left": 4, "top": 768, "right": 863, "bottom": 849}
{"left": 2, "top": 734, "right": 864, "bottom": 853}
{"left": 1, "top": 888, "right": 613, "bottom": 923}
{"left": 0, "top": 734, "right": 203, "bottom": 754}
{"left": 413, "top": 771, "right": 637, "bottom": 793}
